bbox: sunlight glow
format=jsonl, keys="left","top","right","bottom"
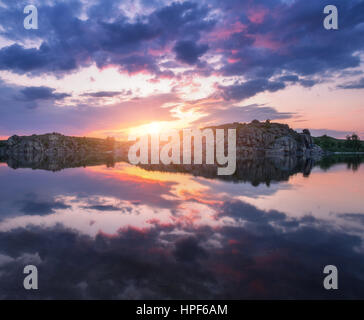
{"left": 128, "top": 121, "right": 164, "bottom": 136}
{"left": 127, "top": 120, "right": 193, "bottom": 137}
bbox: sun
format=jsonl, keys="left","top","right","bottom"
{"left": 129, "top": 121, "right": 164, "bottom": 137}
{"left": 145, "top": 122, "right": 162, "bottom": 135}
{"left": 128, "top": 119, "right": 196, "bottom": 138}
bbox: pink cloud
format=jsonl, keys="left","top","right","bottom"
{"left": 247, "top": 7, "right": 268, "bottom": 24}
{"left": 208, "top": 21, "right": 246, "bottom": 40}
{"left": 252, "top": 34, "right": 283, "bottom": 51}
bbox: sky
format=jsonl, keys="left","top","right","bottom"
{"left": 0, "top": 0, "right": 363, "bottom": 139}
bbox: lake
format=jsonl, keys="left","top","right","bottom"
{"left": 0, "top": 156, "right": 363, "bottom": 299}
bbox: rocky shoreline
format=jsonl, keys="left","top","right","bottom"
{"left": 0, "top": 121, "right": 324, "bottom": 171}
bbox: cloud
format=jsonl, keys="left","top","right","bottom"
{"left": 173, "top": 40, "right": 209, "bottom": 65}
{"left": 338, "top": 77, "right": 364, "bottom": 89}
{"left": 197, "top": 103, "right": 295, "bottom": 125}
{"left": 277, "top": 75, "right": 319, "bottom": 88}
{"left": 0, "top": 0, "right": 215, "bottom": 76}
{"left": 18, "top": 86, "right": 70, "bottom": 101}
{"left": 337, "top": 213, "right": 364, "bottom": 225}
{"left": 0, "top": 44, "right": 55, "bottom": 73}
{"left": 16, "top": 193, "right": 72, "bottom": 216}
{"left": 83, "top": 205, "right": 122, "bottom": 212}
{"left": 215, "top": 0, "right": 364, "bottom": 99}
{"left": 19, "top": 199, "right": 71, "bottom": 215}
{"left": 0, "top": 0, "right": 362, "bottom": 86}
{"left": 0, "top": 198, "right": 363, "bottom": 299}
{"left": 278, "top": 75, "right": 300, "bottom": 82}
{"left": 174, "top": 237, "right": 208, "bottom": 262}
{"left": 302, "top": 128, "right": 355, "bottom": 139}
{"left": 0, "top": 80, "right": 178, "bottom": 136}
{"left": 220, "top": 200, "right": 286, "bottom": 224}
{"left": 81, "top": 91, "right": 129, "bottom": 98}
{"left": 219, "top": 79, "right": 286, "bottom": 101}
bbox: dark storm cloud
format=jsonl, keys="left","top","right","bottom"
{"left": 153, "top": 1, "right": 215, "bottom": 42}
{"left": 173, "top": 40, "right": 209, "bottom": 65}
{"left": 174, "top": 237, "right": 208, "bottom": 262}
{"left": 99, "top": 20, "right": 158, "bottom": 50}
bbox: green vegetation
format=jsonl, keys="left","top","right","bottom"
{"left": 0, "top": 140, "right": 7, "bottom": 147}
{"left": 313, "top": 134, "right": 364, "bottom": 152}
{"left": 317, "top": 155, "right": 364, "bottom": 171}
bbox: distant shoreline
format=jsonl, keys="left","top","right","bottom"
{"left": 332, "top": 152, "right": 364, "bottom": 155}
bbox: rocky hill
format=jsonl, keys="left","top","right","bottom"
{"left": 207, "top": 120, "right": 323, "bottom": 158}
{"left": 0, "top": 121, "right": 323, "bottom": 167}
{"left": 0, "top": 133, "right": 118, "bottom": 155}
{"left": 0, "top": 133, "right": 126, "bottom": 171}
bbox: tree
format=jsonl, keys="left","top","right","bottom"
{"left": 345, "top": 133, "right": 361, "bottom": 151}
{"left": 351, "top": 133, "right": 361, "bottom": 151}
{"left": 345, "top": 135, "right": 352, "bottom": 149}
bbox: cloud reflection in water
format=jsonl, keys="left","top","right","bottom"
{"left": 0, "top": 160, "right": 364, "bottom": 299}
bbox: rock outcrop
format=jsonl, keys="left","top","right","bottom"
{"left": 3, "top": 133, "right": 116, "bottom": 156}
{"left": 209, "top": 121, "right": 323, "bottom": 158}
{"left": 0, "top": 133, "right": 124, "bottom": 171}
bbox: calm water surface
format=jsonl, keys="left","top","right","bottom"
{"left": 0, "top": 157, "right": 363, "bottom": 299}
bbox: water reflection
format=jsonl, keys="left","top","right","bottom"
{"left": 0, "top": 155, "right": 363, "bottom": 299}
